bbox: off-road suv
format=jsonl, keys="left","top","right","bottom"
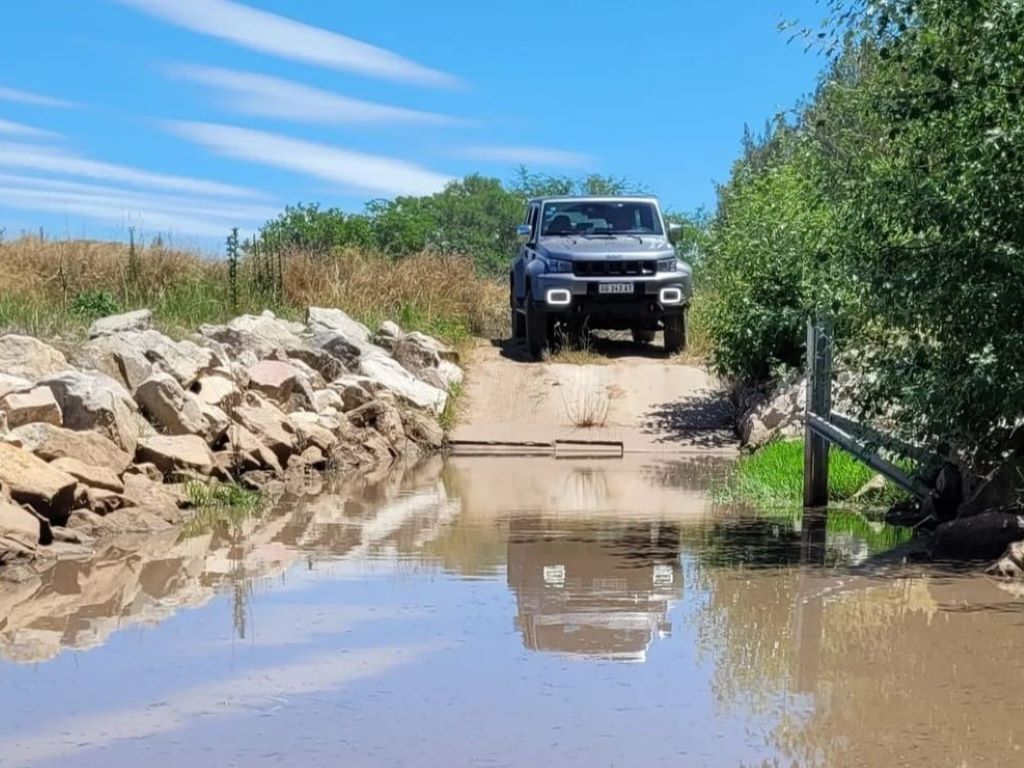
{"left": 509, "top": 196, "right": 693, "bottom": 359}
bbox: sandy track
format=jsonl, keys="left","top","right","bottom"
{"left": 450, "top": 339, "right": 738, "bottom": 455}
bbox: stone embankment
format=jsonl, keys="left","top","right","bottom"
{"left": 0, "top": 308, "right": 462, "bottom": 567}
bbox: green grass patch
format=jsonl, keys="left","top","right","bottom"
{"left": 183, "top": 479, "right": 265, "bottom": 536}
{"left": 714, "top": 439, "right": 909, "bottom": 509}
{"left": 438, "top": 379, "right": 464, "bottom": 433}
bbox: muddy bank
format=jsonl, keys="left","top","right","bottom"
{"left": 0, "top": 307, "right": 460, "bottom": 571}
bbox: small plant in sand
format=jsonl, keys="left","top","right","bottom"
{"left": 561, "top": 383, "right": 612, "bottom": 428}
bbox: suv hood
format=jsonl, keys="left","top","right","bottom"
{"left": 538, "top": 237, "right": 674, "bottom": 261}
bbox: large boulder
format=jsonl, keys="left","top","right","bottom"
{"left": 286, "top": 412, "right": 339, "bottom": 454}
{"left": 134, "top": 373, "right": 206, "bottom": 436}
{"left": 121, "top": 473, "right": 186, "bottom": 523}
{"left": 0, "top": 443, "right": 77, "bottom": 524}
{"left": 933, "top": 511, "right": 1024, "bottom": 560}
{"left": 328, "top": 375, "right": 377, "bottom": 412}
{"left": 38, "top": 370, "right": 143, "bottom": 453}
{"left": 73, "top": 333, "right": 153, "bottom": 392}
{"left": 0, "top": 386, "right": 62, "bottom": 428}
{"left": 0, "top": 335, "right": 68, "bottom": 380}
{"left": 191, "top": 370, "right": 241, "bottom": 411}
{"left": 50, "top": 457, "right": 125, "bottom": 493}
{"left": 136, "top": 434, "right": 215, "bottom": 477}
{"left": 221, "top": 424, "right": 284, "bottom": 474}
{"left": 130, "top": 330, "right": 222, "bottom": 389}
{"left": 3, "top": 423, "right": 132, "bottom": 474}
{"left": 306, "top": 307, "right": 372, "bottom": 344}
{"left": 392, "top": 333, "right": 463, "bottom": 390}
{"left": 246, "top": 360, "right": 315, "bottom": 412}
{"left": 87, "top": 309, "right": 153, "bottom": 338}
{"left": 232, "top": 393, "right": 298, "bottom": 465}
{"left": 0, "top": 496, "right": 51, "bottom": 556}
{"left": 358, "top": 354, "right": 447, "bottom": 415}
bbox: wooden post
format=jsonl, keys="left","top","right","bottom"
{"left": 804, "top": 319, "right": 833, "bottom": 509}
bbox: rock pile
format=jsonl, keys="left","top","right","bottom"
{"left": 0, "top": 308, "right": 462, "bottom": 564}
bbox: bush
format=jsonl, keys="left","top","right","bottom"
{"left": 69, "top": 290, "right": 121, "bottom": 320}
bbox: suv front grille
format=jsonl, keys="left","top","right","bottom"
{"left": 572, "top": 260, "right": 656, "bottom": 277}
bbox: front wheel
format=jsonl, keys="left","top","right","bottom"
{"left": 663, "top": 310, "right": 689, "bottom": 355}
{"left": 525, "top": 293, "right": 550, "bottom": 360}
{"left": 632, "top": 328, "right": 656, "bottom": 345}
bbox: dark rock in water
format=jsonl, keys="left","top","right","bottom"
{"left": 933, "top": 510, "right": 1024, "bottom": 560}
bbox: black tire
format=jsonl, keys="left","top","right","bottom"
{"left": 663, "top": 310, "right": 688, "bottom": 355}
{"left": 632, "top": 328, "right": 656, "bottom": 344}
{"left": 509, "top": 278, "right": 526, "bottom": 340}
{"left": 525, "top": 292, "right": 550, "bottom": 360}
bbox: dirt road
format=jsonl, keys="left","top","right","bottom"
{"left": 450, "top": 338, "right": 737, "bottom": 454}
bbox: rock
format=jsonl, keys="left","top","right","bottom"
{"left": 4, "top": 423, "right": 132, "bottom": 474}
{"left": 0, "top": 373, "right": 31, "bottom": 399}
{"left": 232, "top": 393, "right": 298, "bottom": 465}
{"left": 988, "top": 540, "right": 1024, "bottom": 579}
{"left": 38, "top": 370, "right": 143, "bottom": 454}
{"left": 134, "top": 373, "right": 207, "bottom": 436}
{"left": 306, "top": 307, "right": 371, "bottom": 344}
{"left": 347, "top": 400, "right": 406, "bottom": 456}
{"left": 200, "top": 312, "right": 307, "bottom": 361}
{"left": 223, "top": 424, "right": 284, "bottom": 474}
{"left": 0, "top": 386, "right": 62, "bottom": 428}
{"left": 372, "top": 320, "right": 404, "bottom": 352}
{"left": 87, "top": 309, "right": 153, "bottom": 338}
{"left": 69, "top": 507, "right": 172, "bottom": 535}
{"left": 0, "top": 496, "right": 51, "bottom": 555}
{"left": 268, "top": 353, "right": 327, "bottom": 389}
{"left": 329, "top": 375, "right": 376, "bottom": 412}
{"left": 191, "top": 370, "right": 241, "bottom": 411}
{"left": 121, "top": 473, "right": 185, "bottom": 522}
{"left": 75, "top": 485, "right": 131, "bottom": 516}
{"left": 288, "top": 445, "right": 326, "bottom": 471}
{"left": 933, "top": 511, "right": 1024, "bottom": 560}
{"left": 0, "top": 335, "right": 68, "bottom": 380}
{"left": 287, "top": 412, "right": 339, "bottom": 454}
{"left": 127, "top": 462, "right": 163, "bottom": 482}
{"left": 246, "top": 360, "right": 315, "bottom": 412}
{"left": 358, "top": 354, "right": 447, "bottom": 415}
{"left": 73, "top": 333, "right": 154, "bottom": 392}
{"left": 313, "top": 388, "right": 344, "bottom": 413}
{"left": 0, "top": 443, "right": 77, "bottom": 524}
{"left": 311, "top": 331, "right": 371, "bottom": 369}
{"left": 197, "top": 401, "right": 230, "bottom": 445}
{"left": 109, "top": 330, "right": 221, "bottom": 389}
{"left": 136, "top": 435, "right": 215, "bottom": 477}
{"left": 50, "top": 457, "right": 124, "bottom": 493}
{"left": 401, "top": 409, "right": 445, "bottom": 451}
{"left": 957, "top": 458, "right": 1022, "bottom": 519}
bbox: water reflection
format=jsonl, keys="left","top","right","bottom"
{"left": 1, "top": 455, "right": 1022, "bottom": 768}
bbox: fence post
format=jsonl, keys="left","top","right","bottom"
{"left": 803, "top": 318, "right": 833, "bottom": 508}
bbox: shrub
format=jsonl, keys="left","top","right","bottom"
{"left": 69, "top": 290, "right": 121, "bottom": 320}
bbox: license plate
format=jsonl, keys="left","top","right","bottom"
{"left": 598, "top": 282, "right": 633, "bottom": 294}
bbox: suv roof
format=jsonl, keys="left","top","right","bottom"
{"left": 527, "top": 195, "right": 661, "bottom": 205}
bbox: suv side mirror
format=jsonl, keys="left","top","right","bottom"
{"left": 516, "top": 224, "right": 532, "bottom": 244}
{"left": 667, "top": 223, "right": 683, "bottom": 245}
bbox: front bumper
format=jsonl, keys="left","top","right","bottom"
{"left": 530, "top": 273, "right": 690, "bottom": 320}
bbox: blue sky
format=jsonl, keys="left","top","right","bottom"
{"left": 0, "top": 0, "right": 825, "bottom": 248}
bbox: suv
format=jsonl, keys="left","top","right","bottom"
{"left": 510, "top": 196, "right": 693, "bottom": 359}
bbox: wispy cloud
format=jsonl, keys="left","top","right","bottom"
{"left": 165, "top": 64, "right": 465, "bottom": 126}
{"left": 165, "top": 121, "right": 452, "bottom": 197}
{"left": 0, "top": 85, "right": 77, "bottom": 108}
{"left": 0, "top": 119, "right": 60, "bottom": 139}
{"left": 115, "top": 0, "right": 462, "bottom": 88}
{"left": 455, "top": 145, "right": 595, "bottom": 170}
{"left": 0, "top": 173, "right": 277, "bottom": 237}
{"left": 0, "top": 141, "right": 265, "bottom": 199}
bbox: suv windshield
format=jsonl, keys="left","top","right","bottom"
{"left": 540, "top": 200, "right": 663, "bottom": 237}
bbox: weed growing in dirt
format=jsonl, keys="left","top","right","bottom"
{"left": 561, "top": 383, "right": 612, "bottom": 428}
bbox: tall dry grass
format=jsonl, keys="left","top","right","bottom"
{"left": 0, "top": 236, "right": 507, "bottom": 344}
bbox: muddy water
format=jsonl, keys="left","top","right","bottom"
{"left": 1, "top": 457, "right": 1022, "bottom": 768}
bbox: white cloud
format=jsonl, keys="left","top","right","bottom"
{"left": 166, "top": 121, "right": 452, "bottom": 197}
{"left": 165, "top": 63, "right": 465, "bottom": 127}
{"left": 116, "top": 0, "right": 462, "bottom": 88}
{"left": 0, "top": 173, "right": 277, "bottom": 237}
{"left": 0, "top": 85, "right": 77, "bottom": 108}
{"left": 456, "top": 145, "right": 595, "bottom": 169}
{"left": 0, "top": 141, "right": 265, "bottom": 199}
{"left": 0, "top": 118, "right": 59, "bottom": 139}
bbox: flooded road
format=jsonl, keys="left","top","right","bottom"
{"left": 1, "top": 456, "right": 1022, "bottom": 767}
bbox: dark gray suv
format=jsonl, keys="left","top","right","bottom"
{"left": 509, "top": 196, "right": 693, "bottom": 359}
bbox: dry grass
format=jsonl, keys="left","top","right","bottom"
{"left": 0, "top": 237, "right": 507, "bottom": 345}
{"left": 561, "top": 382, "right": 612, "bottom": 428}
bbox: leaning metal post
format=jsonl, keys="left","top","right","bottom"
{"left": 803, "top": 318, "right": 833, "bottom": 509}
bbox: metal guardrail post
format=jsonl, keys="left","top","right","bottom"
{"left": 804, "top": 319, "right": 833, "bottom": 509}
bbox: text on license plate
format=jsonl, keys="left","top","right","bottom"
{"left": 598, "top": 282, "right": 633, "bottom": 294}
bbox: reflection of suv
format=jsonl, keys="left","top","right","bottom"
{"left": 510, "top": 196, "right": 693, "bottom": 359}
